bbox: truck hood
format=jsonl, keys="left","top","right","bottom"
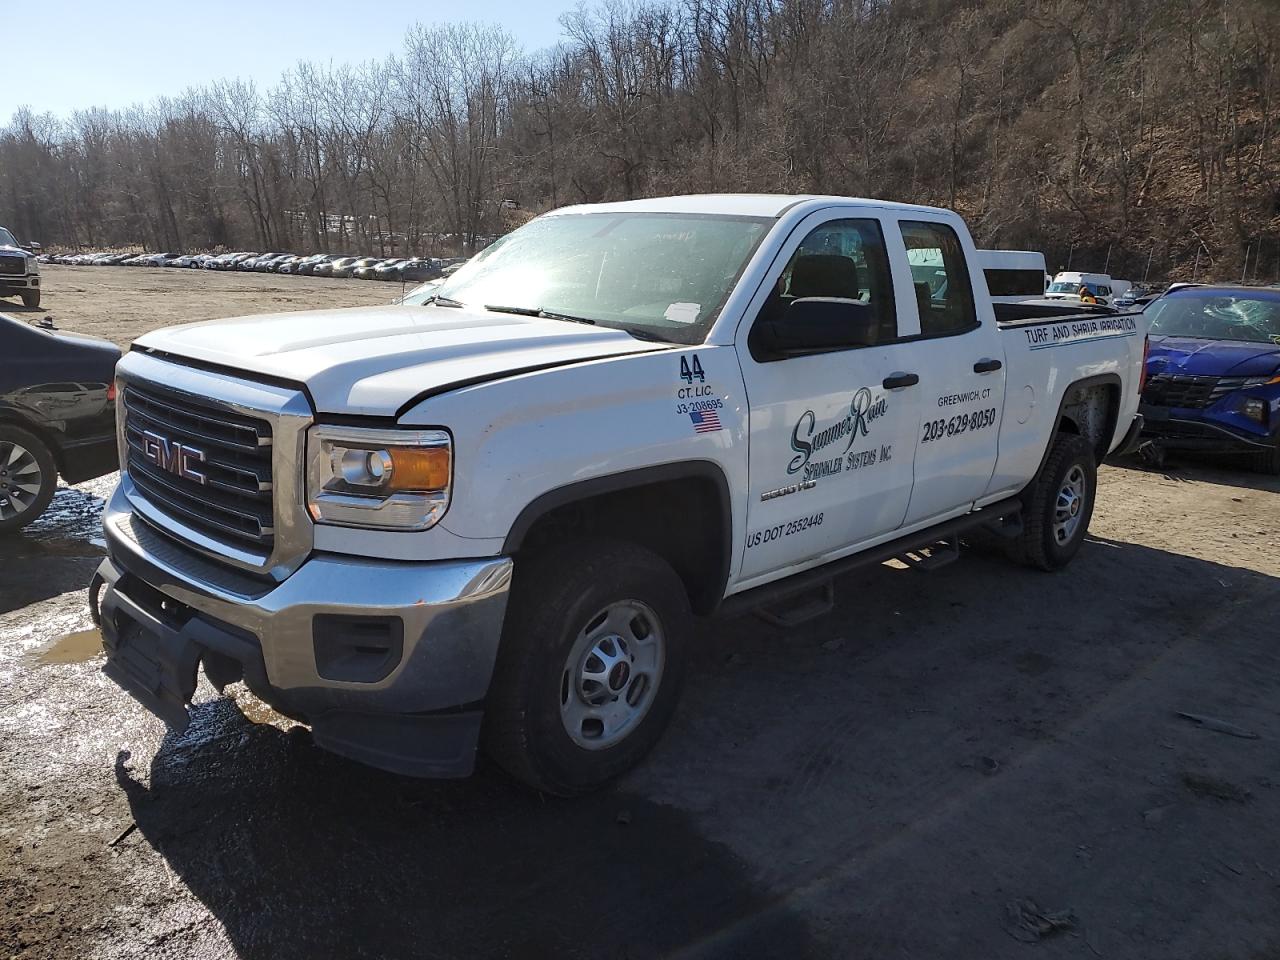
{"left": 1147, "top": 336, "right": 1280, "bottom": 378}
{"left": 133, "top": 305, "right": 668, "bottom": 416}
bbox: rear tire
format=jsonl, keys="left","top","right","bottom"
{"left": 0, "top": 425, "right": 57, "bottom": 533}
{"left": 484, "top": 538, "right": 692, "bottom": 796}
{"left": 1008, "top": 433, "right": 1097, "bottom": 571}
{"left": 20, "top": 289, "right": 40, "bottom": 309}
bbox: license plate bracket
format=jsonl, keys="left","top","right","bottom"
{"left": 100, "top": 582, "right": 201, "bottom": 731}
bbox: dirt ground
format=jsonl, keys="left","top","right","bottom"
{"left": 4, "top": 268, "right": 1280, "bottom": 959}
{"left": 6, "top": 263, "right": 400, "bottom": 347}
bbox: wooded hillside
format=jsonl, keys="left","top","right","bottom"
{"left": 2, "top": 0, "right": 1277, "bottom": 283}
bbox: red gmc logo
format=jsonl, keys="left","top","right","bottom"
{"left": 141, "top": 430, "right": 207, "bottom": 485}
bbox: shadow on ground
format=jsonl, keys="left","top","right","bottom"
{"left": 100, "top": 529, "right": 1280, "bottom": 960}
{"left": 1108, "top": 451, "right": 1280, "bottom": 494}
{"left": 115, "top": 724, "right": 811, "bottom": 960}
{"left": 0, "top": 485, "right": 107, "bottom": 614}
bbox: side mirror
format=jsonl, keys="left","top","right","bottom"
{"left": 754, "top": 297, "right": 879, "bottom": 357}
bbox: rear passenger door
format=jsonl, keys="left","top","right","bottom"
{"left": 893, "top": 218, "right": 1006, "bottom": 527}
{"left": 737, "top": 213, "right": 923, "bottom": 582}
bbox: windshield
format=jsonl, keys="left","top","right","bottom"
{"left": 432, "top": 212, "right": 773, "bottom": 343}
{"left": 1048, "top": 281, "right": 1100, "bottom": 295}
{"left": 1146, "top": 290, "right": 1280, "bottom": 344}
{"left": 0, "top": 227, "right": 18, "bottom": 248}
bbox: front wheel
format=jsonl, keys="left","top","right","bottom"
{"left": 1009, "top": 433, "right": 1097, "bottom": 571}
{"left": 484, "top": 539, "right": 691, "bottom": 796}
{"left": 20, "top": 288, "right": 40, "bottom": 309}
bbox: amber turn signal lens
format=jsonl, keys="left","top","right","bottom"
{"left": 386, "top": 445, "right": 451, "bottom": 491}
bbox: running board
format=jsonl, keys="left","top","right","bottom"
{"left": 756, "top": 581, "right": 835, "bottom": 628}
{"left": 717, "top": 498, "right": 1023, "bottom": 621}
{"left": 895, "top": 539, "right": 960, "bottom": 571}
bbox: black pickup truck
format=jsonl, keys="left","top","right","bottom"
{"left": 0, "top": 313, "right": 119, "bottom": 531}
{"left": 0, "top": 225, "right": 41, "bottom": 309}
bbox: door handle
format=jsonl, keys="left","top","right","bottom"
{"left": 882, "top": 372, "right": 920, "bottom": 390}
{"left": 973, "top": 359, "right": 1003, "bottom": 373}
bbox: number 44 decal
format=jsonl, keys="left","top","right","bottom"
{"left": 680, "top": 354, "right": 706, "bottom": 384}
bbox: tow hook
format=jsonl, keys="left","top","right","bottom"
{"left": 88, "top": 571, "right": 105, "bottom": 626}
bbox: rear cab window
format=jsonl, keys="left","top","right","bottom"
{"left": 984, "top": 268, "right": 1046, "bottom": 298}
{"left": 900, "top": 221, "right": 977, "bottom": 338}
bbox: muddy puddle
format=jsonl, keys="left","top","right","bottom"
{"left": 232, "top": 691, "right": 288, "bottom": 727}
{"left": 6, "top": 476, "right": 114, "bottom": 562}
{"left": 30, "top": 627, "right": 103, "bottom": 665}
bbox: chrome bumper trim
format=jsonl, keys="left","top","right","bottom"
{"left": 103, "top": 484, "right": 512, "bottom": 708}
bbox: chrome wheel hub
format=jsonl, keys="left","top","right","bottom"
{"left": 1052, "top": 464, "right": 1087, "bottom": 545}
{"left": 0, "top": 440, "right": 43, "bottom": 521}
{"left": 560, "top": 600, "right": 665, "bottom": 750}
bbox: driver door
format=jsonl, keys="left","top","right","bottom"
{"left": 737, "top": 213, "right": 923, "bottom": 583}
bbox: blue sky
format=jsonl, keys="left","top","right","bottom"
{"left": 8, "top": 0, "right": 580, "bottom": 120}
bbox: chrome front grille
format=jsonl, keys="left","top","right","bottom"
{"left": 117, "top": 350, "right": 313, "bottom": 580}
{"left": 123, "top": 384, "right": 275, "bottom": 550}
{"left": 0, "top": 255, "right": 25, "bottom": 276}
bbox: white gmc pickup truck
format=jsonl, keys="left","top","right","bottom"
{"left": 95, "top": 195, "right": 1146, "bottom": 795}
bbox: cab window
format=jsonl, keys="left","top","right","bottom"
{"left": 754, "top": 218, "right": 897, "bottom": 349}
{"left": 900, "top": 221, "right": 977, "bottom": 337}
{"left": 984, "top": 268, "right": 1045, "bottom": 298}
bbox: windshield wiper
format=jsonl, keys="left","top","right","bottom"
{"left": 619, "top": 326, "right": 673, "bottom": 343}
{"left": 428, "top": 294, "right": 464, "bottom": 308}
{"left": 484, "top": 304, "right": 596, "bottom": 326}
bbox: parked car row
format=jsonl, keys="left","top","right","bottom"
{"left": 38, "top": 250, "right": 470, "bottom": 282}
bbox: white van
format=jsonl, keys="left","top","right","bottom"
{"left": 978, "top": 250, "right": 1048, "bottom": 303}
{"left": 1047, "top": 271, "right": 1118, "bottom": 306}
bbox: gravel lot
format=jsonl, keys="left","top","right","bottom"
{"left": 3, "top": 267, "right": 1280, "bottom": 959}
{"left": 8, "top": 263, "right": 400, "bottom": 347}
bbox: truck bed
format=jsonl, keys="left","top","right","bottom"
{"left": 993, "top": 301, "right": 1126, "bottom": 325}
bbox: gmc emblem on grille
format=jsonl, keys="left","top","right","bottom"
{"left": 141, "top": 430, "right": 207, "bottom": 485}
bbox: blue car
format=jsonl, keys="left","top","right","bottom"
{"left": 1139, "top": 284, "right": 1280, "bottom": 473}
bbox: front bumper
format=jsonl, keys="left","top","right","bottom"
{"left": 0, "top": 274, "right": 38, "bottom": 290}
{"left": 97, "top": 485, "right": 512, "bottom": 778}
{"left": 1139, "top": 403, "right": 1276, "bottom": 454}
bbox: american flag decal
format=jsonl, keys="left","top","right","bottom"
{"left": 689, "top": 409, "right": 723, "bottom": 434}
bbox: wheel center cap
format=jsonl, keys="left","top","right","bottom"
{"left": 1070, "top": 500, "right": 1079, "bottom": 516}
{"left": 608, "top": 661, "right": 630, "bottom": 691}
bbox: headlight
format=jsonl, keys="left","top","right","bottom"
{"left": 1241, "top": 396, "right": 1269, "bottom": 424}
{"left": 28, "top": 256, "right": 39, "bottom": 274}
{"left": 307, "top": 425, "right": 451, "bottom": 530}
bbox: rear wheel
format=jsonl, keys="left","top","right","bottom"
{"left": 20, "top": 289, "right": 40, "bottom": 309}
{"left": 0, "top": 425, "right": 57, "bottom": 533}
{"left": 1009, "top": 433, "right": 1097, "bottom": 571}
{"left": 484, "top": 539, "right": 691, "bottom": 796}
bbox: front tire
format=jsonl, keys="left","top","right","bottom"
{"left": 20, "top": 288, "right": 40, "bottom": 309}
{"left": 484, "top": 539, "right": 692, "bottom": 796}
{"left": 1009, "top": 433, "right": 1097, "bottom": 571}
{"left": 0, "top": 425, "right": 57, "bottom": 533}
